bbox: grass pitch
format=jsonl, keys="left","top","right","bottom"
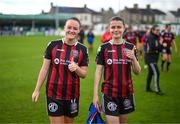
{"left": 0, "top": 36, "right": 180, "bottom": 123}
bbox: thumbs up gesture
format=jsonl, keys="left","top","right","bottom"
{"left": 68, "top": 57, "right": 78, "bottom": 72}
{"left": 125, "top": 47, "right": 136, "bottom": 61}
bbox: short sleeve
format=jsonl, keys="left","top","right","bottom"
{"left": 79, "top": 47, "right": 89, "bottom": 66}
{"left": 44, "top": 42, "right": 52, "bottom": 59}
{"left": 95, "top": 46, "right": 104, "bottom": 65}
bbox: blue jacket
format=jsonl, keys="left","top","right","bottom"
{"left": 86, "top": 103, "right": 105, "bottom": 124}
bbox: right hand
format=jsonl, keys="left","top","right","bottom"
{"left": 32, "top": 91, "right": 40, "bottom": 103}
{"left": 93, "top": 95, "right": 101, "bottom": 112}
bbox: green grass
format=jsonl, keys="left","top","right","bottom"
{"left": 0, "top": 35, "right": 180, "bottom": 123}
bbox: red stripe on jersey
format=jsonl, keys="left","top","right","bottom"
{"left": 74, "top": 49, "right": 83, "bottom": 98}
{"left": 103, "top": 48, "right": 109, "bottom": 95}
{"left": 121, "top": 45, "right": 127, "bottom": 97}
{"left": 48, "top": 45, "right": 58, "bottom": 97}
{"left": 56, "top": 44, "right": 67, "bottom": 99}
{"left": 128, "top": 73, "right": 133, "bottom": 95}
{"left": 66, "top": 46, "right": 76, "bottom": 99}
{"left": 75, "top": 74, "right": 80, "bottom": 99}
{"left": 112, "top": 45, "right": 118, "bottom": 97}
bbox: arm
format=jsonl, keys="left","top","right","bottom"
{"left": 32, "top": 58, "right": 51, "bottom": 103}
{"left": 126, "top": 47, "right": 141, "bottom": 75}
{"left": 68, "top": 62, "right": 88, "bottom": 78}
{"left": 131, "top": 56, "right": 141, "bottom": 75}
{"left": 75, "top": 66, "right": 88, "bottom": 78}
{"left": 93, "top": 65, "right": 103, "bottom": 111}
{"left": 172, "top": 40, "right": 178, "bottom": 53}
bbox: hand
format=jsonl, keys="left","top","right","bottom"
{"left": 93, "top": 95, "right": 101, "bottom": 112}
{"left": 163, "top": 43, "right": 167, "bottom": 47}
{"left": 125, "top": 47, "right": 136, "bottom": 61}
{"left": 68, "top": 61, "right": 77, "bottom": 72}
{"left": 32, "top": 91, "right": 39, "bottom": 103}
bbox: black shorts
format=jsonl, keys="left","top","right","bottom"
{"left": 102, "top": 94, "right": 135, "bottom": 116}
{"left": 162, "top": 47, "right": 171, "bottom": 54}
{"left": 46, "top": 97, "right": 79, "bottom": 117}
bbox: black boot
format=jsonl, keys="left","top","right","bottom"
{"left": 167, "top": 62, "right": 171, "bottom": 71}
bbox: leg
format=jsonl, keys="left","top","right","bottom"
{"left": 105, "top": 115, "right": 120, "bottom": 124}
{"left": 119, "top": 114, "right": 128, "bottom": 124}
{"left": 64, "top": 116, "right": 74, "bottom": 124}
{"left": 49, "top": 116, "right": 64, "bottom": 124}
{"left": 150, "top": 63, "right": 164, "bottom": 95}
{"left": 103, "top": 95, "right": 119, "bottom": 124}
{"left": 161, "top": 53, "right": 168, "bottom": 71}
{"left": 47, "top": 97, "right": 65, "bottom": 124}
{"left": 149, "top": 63, "right": 160, "bottom": 92}
{"left": 146, "top": 64, "right": 153, "bottom": 91}
{"left": 167, "top": 54, "right": 171, "bottom": 71}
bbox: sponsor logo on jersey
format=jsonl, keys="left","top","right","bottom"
{"left": 54, "top": 58, "right": 59, "bottom": 64}
{"left": 107, "top": 59, "right": 112, "bottom": 65}
{"left": 108, "top": 50, "right": 116, "bottom": 53}
{"left": 57, "top": 49, "right": 65, "bottom": 52}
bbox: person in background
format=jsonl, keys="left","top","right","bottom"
{"left": 93, "top": 16, "right": 141, "bottom": 124}
{"left": 145, "top": 25, "right": 164, "bottom": 95}
{"left": 101, "top": 25, "right": 112, "bottom": 43}
{"left": 137, "top": 27, "right": 146, "bottom": 59}
{"left": 32, "top": 17, "right": 89, "bottom": 124}
{"left": 87, "top": 28, "right": 95, "bottom": 50}
{"left": 124, "top": 25, "right": 138, "bottom": 47}
{"left": 78, "top": 28, "right": 85, "bottom": 44}
{"left": 160, "top": 24, "right": 178, "bottom": 71}
{"left": 141, "top": 28, "right": 151, "bottom": 69}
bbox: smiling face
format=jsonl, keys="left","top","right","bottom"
{"left": 109, "top": 20, "right": 125, "bottom": 40}
{"left": 153, "top": 27, "right": 160, "bottom": 36}
{"left": 64, "top": 19, "right": 80, "bottom": 41}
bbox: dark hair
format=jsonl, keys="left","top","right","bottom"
{"left": 66, "top": 17, "right": 81, "bottom": 27}
{"left": 109, "top": 16, "right": 125, "bottom": 26}
{"left": 150, "top": 24, "right": 159, "bottom": 34}
{"left": 165, "top": 24, "right": 171, "bottom": 28}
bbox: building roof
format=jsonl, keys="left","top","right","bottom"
{"left": 152, "top": 9, "right": 166, "bottom": 15}
{"left": 170, "top": 10, "right": 180, "bottom": 17}
{"left": 50, "top": 6, "right": 101, "bottom": 15}
{"left": 124, "top": 7, "right": 166, "bottom": 16}
{"left": 0, "top": 13, "right": 71, "bottom": 20}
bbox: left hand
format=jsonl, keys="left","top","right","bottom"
{"left": 125, "top": 47, "right": 136, "bottom": 61}
{"left": 68, "top": 61, "right": 78, "bottom": 72}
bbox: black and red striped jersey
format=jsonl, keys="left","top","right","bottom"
{"left": 95, "top": 40, "right": 138, "bottom": 98}
{"left": 161, "top": 32, "right": 175, "bottom": 48}
{"left": 44, "top": 39, "right": 89, "bottom": 100}
{"left": 124, "top": 31, "right": 137, "bottom": 46}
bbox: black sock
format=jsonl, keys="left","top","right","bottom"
{"left": 167, "top": 62, "right": 171, "bottom": 71}
{"left": 161, "top": 60, "right": 165, "bottom": 70}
